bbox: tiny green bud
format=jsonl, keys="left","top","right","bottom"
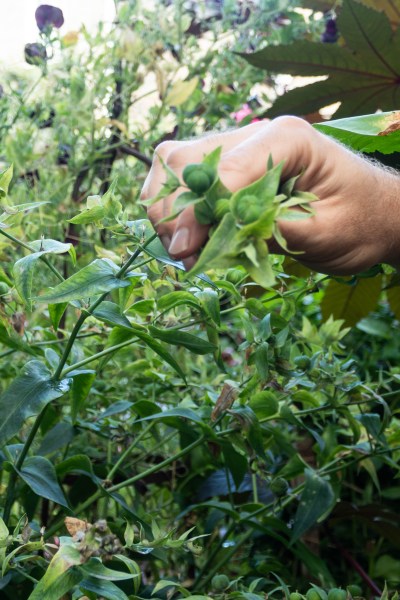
{"left": 182, "top": 163, "right": 215, "bottom": 195}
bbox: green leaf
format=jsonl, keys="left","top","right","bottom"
{"left": 139, "top": 407, "right": 205, "bottom": 426}
{"left": 48, "top": 303, "right": 68, "bottom": 331}
{"left": 71, "top": 372, "right": 96, "bottom": 423}
{"left": 79, "top": 577, "right": 130, "bottom": 600}
{"left": 249, "top": 391, "right": 279, "bottom": 419}
{"left": 56, "top": 454, "right": 100, "bottom": 485}
{"left": 80, "top": 558, "right": 138, "bottom": 581}
{"left": 35, "top": 259, "right": 130, "bottom": 304}
{"left": 17, "top": 455, "right": 68, "bottom": 507}
{"left": 315, "top": 111, "right": 400, "bottom": 154}
{"left": 13, "top": 239, "right": 73, "bottom": 309}
{"left": 290, "top": 469, "right": 335, "bottom": 544}
{"left": 107, "top": 326, "right": 186, "bottom": 380}
{"left": 242, "top": 0, "right": 400, "bottom": 118}
{"left": 92, "top": 301, "right": 132, "bottom": 329}
{"left": 157, "top": 291, "right": 199, "bottom": 312}
{"left": 194, "top": 288, "right": 220, "bottom": 325}
{"left": 0, "top": 321, "right": 38, "bottom": 355}
{"left": 254, "top": 342, "right": 270, "bottom": 381}
{"left": 148, "top": 325, "right": 217, "bottom": 354}
{"left": 321, "top": 276, "right": 382, "bottom": 326}
{"left": 222, "top": 443, "right": 248, "bottom": 488}
{"left": 0, "top": 165, "right": 13, "bottom": 198}
{"left": 27, "top": 544, "right": 83, "bottom": 600}
{"left": 0, "top": 361, "right": 71, "bottom": 447}
{"left": 188, "top": 213, "right": 239, "bottom": 277}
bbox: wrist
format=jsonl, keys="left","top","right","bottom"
{"left": 374, "top": 166, "right": 400, "bottom": 268}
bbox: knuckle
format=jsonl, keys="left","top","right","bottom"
{"left": 218, "top": 154, "right": 248, "bottom": 176}
{"left": 165, "top": 147, "right": 188, "bottom": 171}
{"left": 273, "top": 115, "right": 313, "bottom": 134}
{"left": 154, "top": 140, "right": 182, "bottom": 162}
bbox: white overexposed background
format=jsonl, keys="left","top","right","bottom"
{"left": 0, "top": 0, "right": 116, "bottom": 67}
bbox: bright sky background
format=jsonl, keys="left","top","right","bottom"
{"left": 0, "top": 0, "right": 116, "bottom": 67}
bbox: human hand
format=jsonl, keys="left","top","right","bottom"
{"left": 141, "top": 116, "right": 400, "bottom": 275}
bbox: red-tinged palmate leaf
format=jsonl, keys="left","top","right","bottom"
{"left": 242, "top": 0, "right": 400, "bottom": 118}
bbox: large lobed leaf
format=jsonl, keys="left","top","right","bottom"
{"left": 242, "top": 0, "right": 400, "bottom": 118}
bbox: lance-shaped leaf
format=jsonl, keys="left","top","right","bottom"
{"left": 291, "top": 469, "right": 335, "bottom": 544}
{"left": 17, "top": 455, "right": 68, "bottom": 507}
{"left": 13, "top": 239, "right": 75, "bottom": 309}
{"left": 148, "top": 325, "right": 217, "bottom": 354}
{"left": 242, "top": 0, "right": 400, "bottom": 118}
{"left": 35, "top": 259, "right": 130, "bottom": 304}
{"left": 0, "top": 361, "right": 71, "bottom": 447}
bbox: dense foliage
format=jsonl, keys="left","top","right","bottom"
{"left": 0, "top": 1, "right": 400, "bottom": 598}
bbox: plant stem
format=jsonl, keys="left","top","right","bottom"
{"left": 3, "top": 405, "right": 49, "bottom": 527}
{"left": 61, "top": 338, "right": 139, "bottom": 377}
{"left": 53, "top": 233, "right": 157, "bottom": 380}
{"left": 107, "top": 420, "right": 155, "bottom": 480}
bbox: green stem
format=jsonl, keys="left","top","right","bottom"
{"left": 3, "top": 405, "right": 49, "bottom": 527}
{"left": 109, "top": 433, "right": 205, "bottom": 493}
{"left": 53, "top": 233, "right": 157, "bottom": 380}
{"left": 107, "top": 421, "right": 155, "bottom": 480}
{"left": 61, "top": 337, "right": 139, "bottom": 377}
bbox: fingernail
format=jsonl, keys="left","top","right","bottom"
{"left": 160, "top": 234, "right": 171, "bottom": 250}
{"left": 168, "top": 228, "right": 190, "bottom": 255}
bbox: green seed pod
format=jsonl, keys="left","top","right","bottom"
{"left": 328, "top": 589, "right": 347, "bottom": 600}
{"left": 194, "top": 200, "right": 214, "bottom": 225}
{"left": 347, "top": 585, "right": 362, "bottom": 598}
{"left": 294, "top": 355, "right": 311, "bottom": 370}
{"left": 214, "top": 198, "right": 231, "bottom": 221}
{"left": 225, "top": 267, "right": 245, "bottom": 285}
{"left": 0, "top": 282, "right": 10, "bottom": 295}
{"left": 270, "top": 477, "right": 289, "bottom": 497}
{"left": 211, "top": 574, "right": 230, "bottom": 591}
{"left": 290, "top": 593, "right": 303, "bottom": 600}
{"left": 233, "top": 194, "right": 262, "bottom": 224}
{"left": 306, "top": 589, "right": 323, "bottom": 600}
{"left": 182, "top": 163, "right": 215, "bottom": 195}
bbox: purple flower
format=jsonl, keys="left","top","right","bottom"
{"left": 35, "top": 5, "right": 64, "bottom": 31}
{"left": 24, "top": 43, "right": 47, "bottom": 66}
{"left": 321, "top": 18, "right": 338, "bottom": 43}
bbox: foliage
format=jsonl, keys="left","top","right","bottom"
{"left": 0, "top": 1, "right": 399, "bottom": 599}
{"left": 242, "top": 0, "right": 400, "bottom": 118}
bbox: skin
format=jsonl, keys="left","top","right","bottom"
{"left": 141, "top": 116, "right": 400, "bottom": 275}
